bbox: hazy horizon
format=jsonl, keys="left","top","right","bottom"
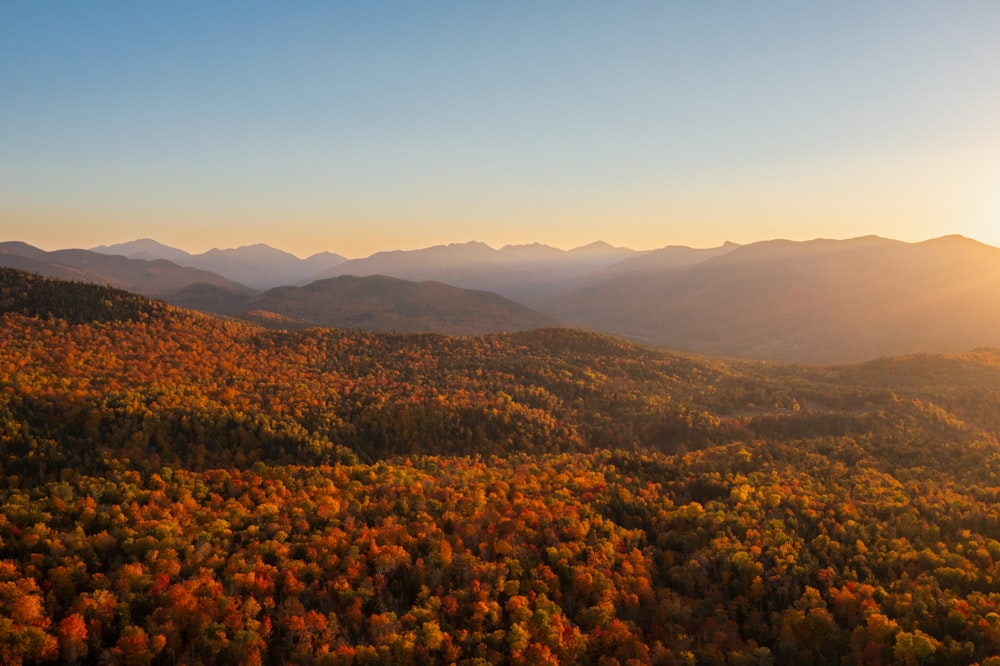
{"left": 3, "top": 3, "right": 1000, "bottom": 257}
{"left": 4, "top": 231, "right": 991, "bottom": 261}
{"left": 4, "top": 5, "right": 1000, "bottom": 655}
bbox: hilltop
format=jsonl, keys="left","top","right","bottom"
{"left": 166, "top": 274, "right": 557, "bottom": 335}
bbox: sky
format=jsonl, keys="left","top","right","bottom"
{"left": 2, "top": 2, "right": 1000, "bottom": 258}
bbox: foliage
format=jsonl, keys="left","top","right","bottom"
{"left": 4, "top": 268, "right": 1000, "bottom": 664}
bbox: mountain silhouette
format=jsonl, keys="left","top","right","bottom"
{"left": 308, "top": 240, "right": 643, "bottom": 300}
{"left": 535, "top": 235, "right": 1000, "bottom": 362}
{"left": 0, "top": 242, "right": 254, "bottom": 296}
{"left": 165, "top": 274, "right": 557, "bottom": 335}
{"left": 93, "top": 240, "right": 346, "bottom": 289}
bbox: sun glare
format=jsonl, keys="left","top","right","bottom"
{"left": 968, "top": 174, "right": 1000, "bottom": 249}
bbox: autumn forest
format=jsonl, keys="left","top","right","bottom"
{"left": 5, "top": 267, "right": 1000, "bottom": 665}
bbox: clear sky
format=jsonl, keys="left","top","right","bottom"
{"left": 2, "top": 2, "right": 1000, "bottom": 258}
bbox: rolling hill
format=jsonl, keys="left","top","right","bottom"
{"left": 164, "top": 274, "right": 558, "bottom": 334}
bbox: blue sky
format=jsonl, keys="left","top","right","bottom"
{"left": 2, "top": 2, "right": 1000, "bottom": 257}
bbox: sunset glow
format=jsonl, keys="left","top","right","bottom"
{"left": 8, "top": 6, "right": 1000, "bottom": 661}
{"left": 2, "top": 3, "right": 1000, "bottom": 257}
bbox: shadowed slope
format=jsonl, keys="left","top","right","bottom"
{"left": 166, "top": 274, "right": 558, "bottom": 334}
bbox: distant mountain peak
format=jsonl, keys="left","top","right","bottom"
{"left": 1, "top": 241, "right": 48, "bottom": 257}
{"left": 447, "top": 241, "right": 494, "bottom": 249}
{"left": 501, "top": 242, "right": 553, "bottom": 249}
{"left": 568, "top": 240, "right": 626, "bottom": 254}
{"left": 94, "top": 238, "right": 171, "bottom": 249}
{"left": 498, "top": 242, "right": 563, "bottom": 257}
{"left": 924, "top": 233, "right": 981, "bottom": 246}
{"left": 203, "top": 243, "right": 297, "bottom": 257}
{"left": 304, "top": 250, "right": 348, "bottom": 263}
{"left": 86, "top": 238, "right": 348, "bottom": 289}
{"left": 92, "top": 238, "right": 192, "bottom": 260}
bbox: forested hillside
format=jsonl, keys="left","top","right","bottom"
{"left": 3, "top": 268, "right": 1000, "bottom": 664}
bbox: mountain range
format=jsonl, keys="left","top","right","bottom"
{"left": 307, "top": 240, "right": 646, "bottom": 300}
{"left": 534, "top": 234, "right": 1000, "bottom": 362}
{"left": 0, "top": 241, "right": 253, "bottom": 295}
{"left": 92, "top": 238, "right": 347, "bottom": 290}
{"left": 0, "top": 242, "right": 555, "bottom": 336}
{"left": 4, "top": 234, "right": 1000, "bottom": 362}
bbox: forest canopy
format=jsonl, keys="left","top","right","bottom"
{"left": 3, "top": 268, "right": 1000, "bottom": 664}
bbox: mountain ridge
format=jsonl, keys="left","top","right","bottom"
{"left": 538, "top": 233, "right": 1000, "bottom": 362}
{"left": 92, "top": 239, "right": 347, "bottom": 290}
{"left": 163, "top": 274, "right": 558, "bottom": 335}
{"left": 0, "top": 241, "right": 255, "bottom": 296}
{"left": 10, "top": 233, "right": 1000, "bottom": 362}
